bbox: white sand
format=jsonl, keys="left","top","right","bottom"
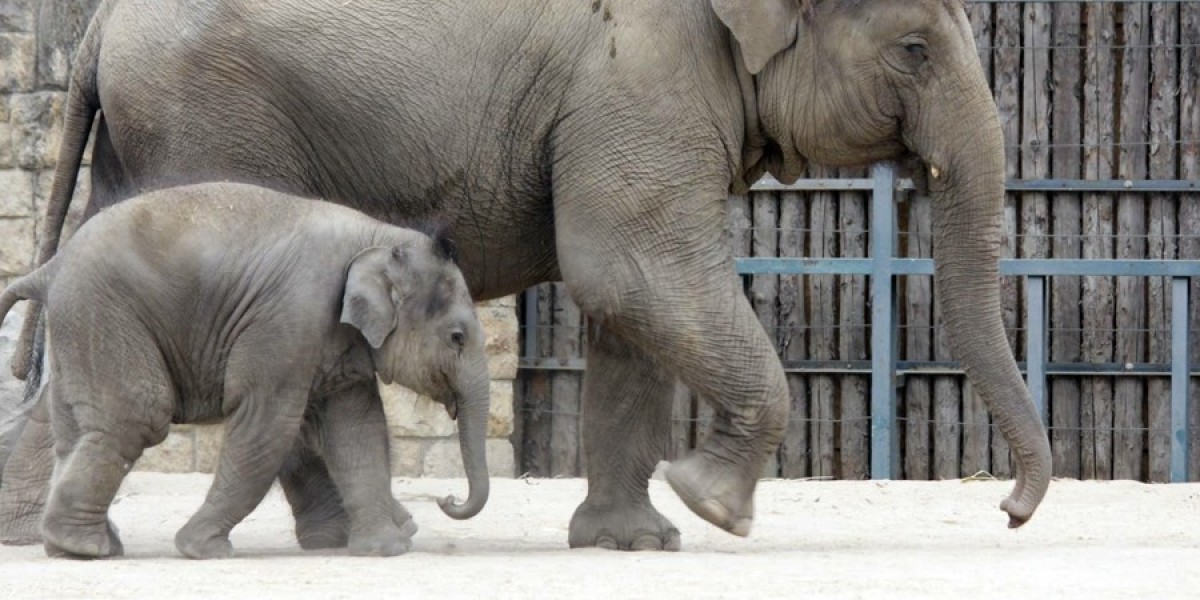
{"left": 1, "top": 473, "right": 1197, "bottom": 599}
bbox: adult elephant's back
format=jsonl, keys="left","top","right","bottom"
{"left": 93, "top": 0, "right": 571, "bottom": 300}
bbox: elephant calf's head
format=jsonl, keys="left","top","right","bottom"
{"left": 341, "top": 229, "right": 491, "bottom": 520}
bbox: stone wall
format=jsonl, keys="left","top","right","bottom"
{"left": 0, "top": 0, "right": 518, "bottom": 478}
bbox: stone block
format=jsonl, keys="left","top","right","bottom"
{"left": 422, "top": 438, "right": 515, "bottom": 478}
{"left": 0, "top": 96, "right": 12, "bottom": 167}
{"left": 389, "top": 437, "right": 425, "bottom": 477}
{"left": 481, "top": 295, "right": 518, "bottom": 309}
{"left": 0, "top": 217, "right": 34, "bottom": 276}
{"left": 10, "top": 92, "right": 64, "bottom": 169}
{"left": 0, "top": 0, "right": 33, "bottom": 33}
{"left": 36, "top": 0, "right": 103, "bottom": 88}
{"left": 479, "top": 303, "right": 519, "bottom": 380}
{"left": 488, "top": 379, "right": 514, "bottom": 438}
{"left": 193, "top": 424, "right": 224, "bottom": 473}
{"left": 0, "top": 169, "right": 34, "bottom": 217}
{"left": 134, "top": 426, "right": 195, "bottom": 473}
{"left": 380, "top": 381, "right": 456, "bottom": 438}
{"left": 0, "top": 34, "right": 34, "bottom": 93}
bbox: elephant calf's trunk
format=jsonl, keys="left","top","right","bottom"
{"left": 437, "top": 375, "right": 490, "bottom": 520}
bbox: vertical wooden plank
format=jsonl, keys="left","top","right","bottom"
{"left": 1146, "top": 2, "right": 1180, "bottom": 483}
{"left": 1050, "top": 0, "right": 1084, "bottom": 479}
{"left": 838, "top": 168, "right": 868, "bottom": 480}
{"left": 904, "top": 191, "right": 934, "bottom": 481}
{"left": 668, "top": 378, "right": 692, "bottom": 461}
{"left": 1178, "top": 3, "right": 1200, "bottom": 481}
{"left": 968, "top": 1, "right": 1010, "bottom": 479}
{"left": 778, "top": 191, "right": 810, "bottom": 478}
{"left": 1113, "top": 2, "right": 1149, "bottom": 481}
{"left": 520, "top": 284, "right": 557, "bottom": 476}
{"left": 809, "top": 168, "right": 838, "bottom": 478}
{"left": 1011, "top": 0, "right": 1051, "bottom": 480}
{"left": 988, "top": 0, "right": 1023, "bottom": 480}
{"left": 550, "top": 283, "right": 582, "bottom": 477}
{"left": 1081, "top": 3, "right": 1117, "bottom": 480}
{"left": 752, "top": 190, "right": 781, "bottom": 477}
{"left": 960, "top": 380, "right": 989, "bottom": 475}
{"left": 994, "top": 1, "right": 1023, "bottom": 367}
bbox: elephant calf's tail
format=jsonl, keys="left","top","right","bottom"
{"left": 1, "top": 260, "right": 58, "bottom": 349}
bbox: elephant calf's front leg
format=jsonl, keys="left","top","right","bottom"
{"left": 315, "top": 383, "right": 414, "bottom": 557}
{"left": 175, "top": 377, "right": 311, "bottom": 559}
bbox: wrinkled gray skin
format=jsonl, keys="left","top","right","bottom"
{"left": 3, "top": 0, "right": 1052, "bottom": 550}
{"left": 0, "top": 183, "right": 491, "bottom": 559}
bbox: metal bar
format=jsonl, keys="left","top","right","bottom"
{"left": 1003, "top": 179, "right": 1200, "bottom": 193}
{"left": 1027, "top": 277, "right": 1048, "bottom": 425}
{"left": 749, "top": 177, "right": 1200, "bottom": 194}
{"left": 1171, "top": 277, "right": 1190, "bottom": 482}
{"left": 520, "top": 356, "right": 1200, "bottom": 377}
{"left": 522, "top": 288, "right": 538, "bottom": 360}
{"left": 735, "top": 257, "right": 1200, "bottom": 277}
{"left": 967, "top": 0, "right": 1196, "bottom": 3}
{"left": 870, "top": 163, "right": 898, "bottom": 480}
{"left": 749, "top": 176, "right": 879, "bottom": 192}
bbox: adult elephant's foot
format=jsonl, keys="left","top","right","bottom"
{"left": 664, "top": 451, "right": 756, "bottom": 537}
{"left": 568, "top": 499, "right": 681, "bottom": 551}
{"left": 0, "top": 505, "right": 42, "bottom": 545}
{"left": 42, "top": 518, "right": 123, "bottom": 559}
{"left": 175, "top": 521, "right": 233, "bottom": 559}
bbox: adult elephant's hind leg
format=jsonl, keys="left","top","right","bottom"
{"left": 0, "top": 392, "right": 52, "bottom": 545}
{"left": 568, "top": 329, "right": 680, "bottom": 551}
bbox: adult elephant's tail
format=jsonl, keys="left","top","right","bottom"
{"left": 9, "top": 1, "right": 106, "bottom": 381}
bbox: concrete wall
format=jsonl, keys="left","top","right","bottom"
{"left": 0, "top": 0, "right": 518, "bottom": 478}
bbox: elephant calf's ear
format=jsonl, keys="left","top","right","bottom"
{"left": 711, "top": 0, "right": 800, "bottom": 75}
{"left": 341, "top": 251, "right": 398, "bottom": 348}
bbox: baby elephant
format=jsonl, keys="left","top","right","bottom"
{"left": 0, "top": 182, "right": 490, "bottom": 559}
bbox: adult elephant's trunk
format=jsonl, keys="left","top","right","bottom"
{"left": 910, "top": 59, "right": 1052, "bottom": 527}
{"left": 437, "top": 352, "right": 490, "bottom": 520}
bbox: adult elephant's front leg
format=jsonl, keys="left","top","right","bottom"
{"left": 554, "top": 157, "right": 789, "bottom": 545}
{"left": 568, "top": 329, "right": 680, "bottom": 551}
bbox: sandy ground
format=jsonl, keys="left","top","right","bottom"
{"left": 0, "top": 473, "right": 1197, "bottom": 600}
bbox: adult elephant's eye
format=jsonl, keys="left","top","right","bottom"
{"left": 905, "top": 43, "right": 926, "bottom": 57}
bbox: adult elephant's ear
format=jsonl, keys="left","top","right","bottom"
{"left": 341, "top": 247, "right": 399, "bottom": 348}
{"left": 711, "top": 0, "right": 802, "bottom": 74}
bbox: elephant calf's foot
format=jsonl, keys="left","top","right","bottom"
{"left": 175, "top": 521, "right": 233, "bottom": 559}
{"left": 42, "top": 518, "right": 123, "bottom": 559}
{"left": 295, "top": 512, "right": 350, "bottom": 550}
{"left": 665, "top": 452, "right": 756, "bottom": 537}
{"left": 568, "top": 500, "right": 681, "bottom": 551}
{"left": 348, "top": 521, "right": 413, "bottom": 557}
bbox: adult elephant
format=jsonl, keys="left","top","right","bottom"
{"left": 2, "top": 0, "right": 1051, "bottom": 549}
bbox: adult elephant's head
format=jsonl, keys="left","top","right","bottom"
{"left": 713, "top": 0, "right": 1051, "bottom": 526}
